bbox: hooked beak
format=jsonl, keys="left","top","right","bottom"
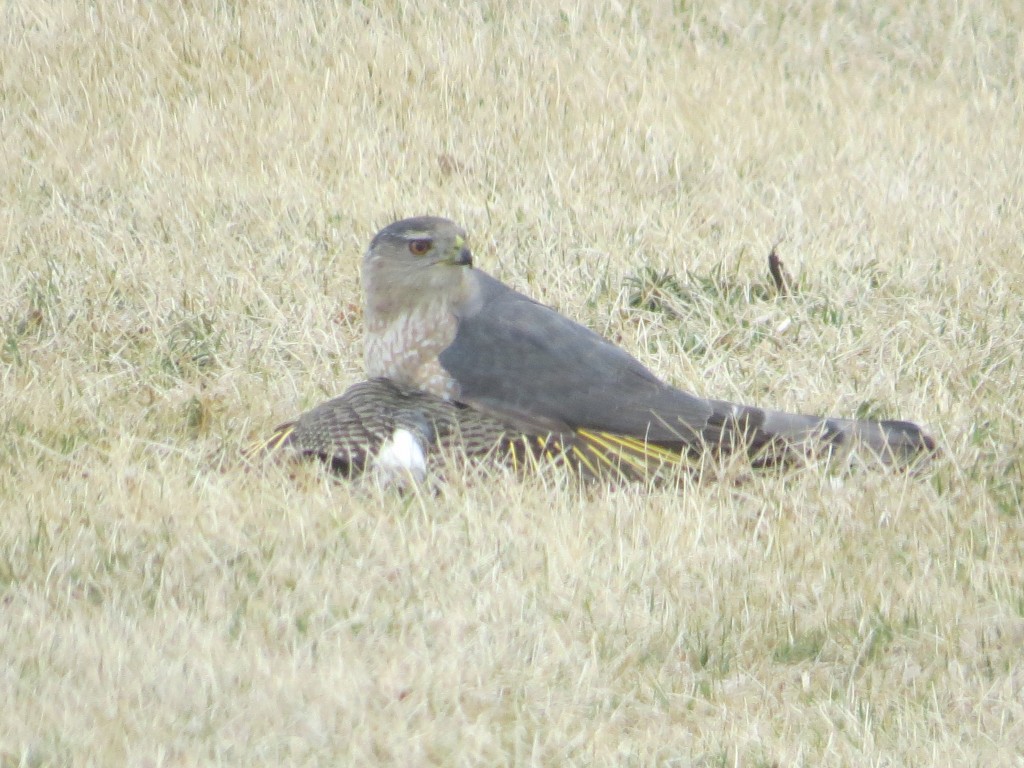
{"left": 447, "top": 235, "right": 473, "bottom": 267}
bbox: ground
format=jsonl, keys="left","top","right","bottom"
{"left": 1, "top": 1, "right": 1022, "bottom": 765}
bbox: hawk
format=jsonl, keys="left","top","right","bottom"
{"left": 354, "top": 216, "right": 935, "bottom": 475}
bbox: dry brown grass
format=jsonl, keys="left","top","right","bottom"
{"left": 2, "top": 0, "right": 1023, "bottom": 765}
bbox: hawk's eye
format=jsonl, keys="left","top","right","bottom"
{"left": 408, "top": 239, "right": 432, "bottom": 256}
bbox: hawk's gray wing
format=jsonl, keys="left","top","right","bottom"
{"left": 440, "top": 272, "right": 935, "bottom": 464}
{"left": 439, "top": 271, "right": 713, "bottom": 443}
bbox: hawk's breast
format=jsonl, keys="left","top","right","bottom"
{"left": 364, "top": 298, "right": 461, "bottom": 400}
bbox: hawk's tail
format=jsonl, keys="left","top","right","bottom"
{"left": 543, "top": 402, "right": 936, "bottom": 480}
{"left": 702, "top": 399, "right": 937, "bottom": 466}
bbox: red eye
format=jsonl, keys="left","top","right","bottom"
{"left": 408, "top": 239, "right": 432, "bottom": 256}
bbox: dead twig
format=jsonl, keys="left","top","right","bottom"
{"left": 767, "top": 240, "right": 793, "bottom": 297}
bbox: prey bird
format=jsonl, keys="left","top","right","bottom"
{"left": 251, "top": 377, "right": 708, "bottom": 482}
{"left": 251, "top": 378, "right": 515, "bottom": 482}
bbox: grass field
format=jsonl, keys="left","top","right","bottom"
{"left": 2, "top": 0, "right": 1023, "bottom": 764}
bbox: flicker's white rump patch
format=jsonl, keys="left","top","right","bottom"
{"left": 372, "top": 427, "right": 428, "bottom": 484}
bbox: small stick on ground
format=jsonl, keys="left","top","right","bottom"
{"left": 767, "top": 240, "right": 793, "bottom": 296}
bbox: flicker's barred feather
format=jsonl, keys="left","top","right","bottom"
{"left": 246, "top": 379, "right": 567, "bottom": 477}
{"left": 246, "top": 379, "right": 511, "bottom": 476}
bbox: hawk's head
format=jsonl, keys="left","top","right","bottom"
{"left": 362, "top": 216, "right": 474, "bottom": 322}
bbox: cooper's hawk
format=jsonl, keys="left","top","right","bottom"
{"left": 357, "top": 216, "right": 936, "bottom": 472}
